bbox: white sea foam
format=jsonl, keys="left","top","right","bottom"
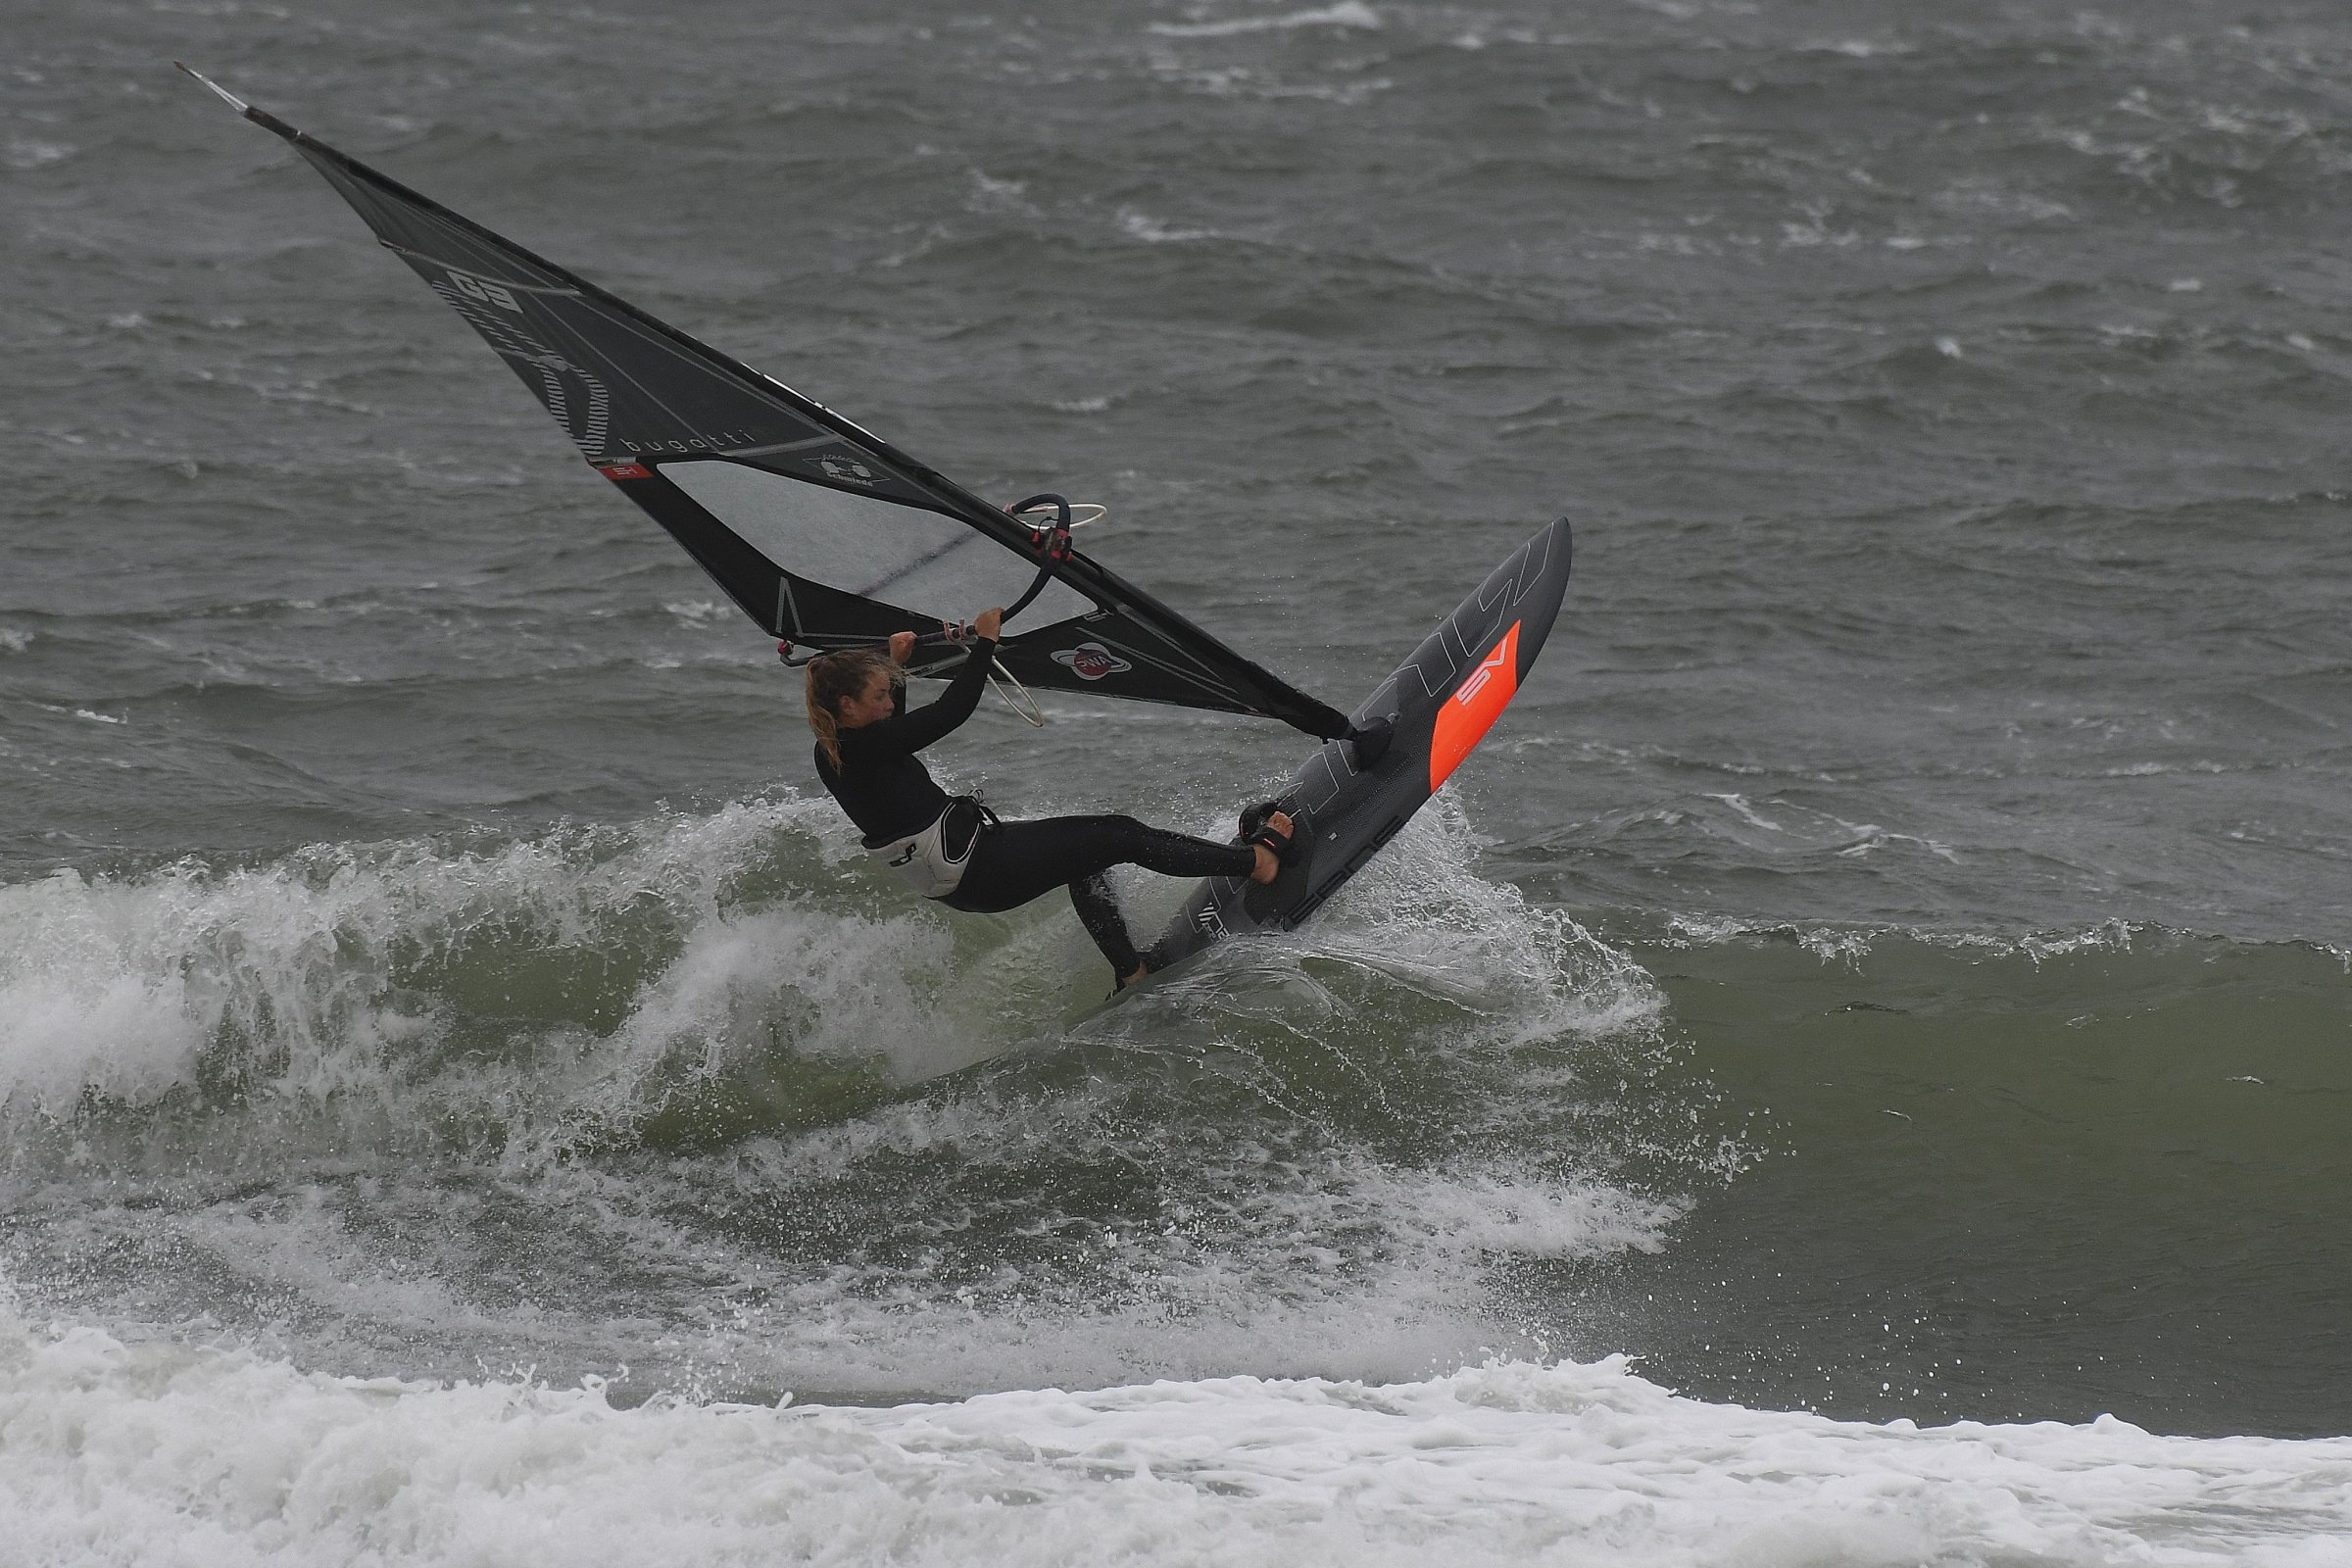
{"left": 652, "top": 1142, "right": 1614, "bottom": 1389}
{"left": 1702, "top": 791, "right": 1784, "bottom": 832}
{"left": 0, "top": 797, "right": 894, "bottom": 1119}
{"left": 1152, "top": 67, "right": 1394, "bottom": 105}
{"left": 5, "top": 1299, "right": 2349, "bottom": 1568}
{"left": 1118, "top": 209, "right": 1219, "bottom": 244}
{"left": 1149, "top": 3, "right": 1381, "bottom": 39}
{"left": 3, "top": 138, "right": 74, "bottom": 170}
{"left": 595, "top": 902, "right": 966, "bottom": 1091}
{"left": 1658, "top": 912, "right": 2170, "bottom": 965}
{"left": 1299, "top": 792, "right": 1661, "bottom": 1038}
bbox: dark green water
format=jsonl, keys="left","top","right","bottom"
{"left": 1585, "top": 925, "right": 2352, "bottom": 1437}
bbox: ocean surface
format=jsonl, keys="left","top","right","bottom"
{"left": 7, "top": 0, "right": 2352, "bottom": 1561}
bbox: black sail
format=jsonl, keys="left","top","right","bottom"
{"left": 189, "top": 69, "right": 1350, "bottom": 739}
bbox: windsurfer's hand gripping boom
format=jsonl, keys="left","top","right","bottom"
{"left": 885, "top": 607, "right": 1004, "bottom": 666}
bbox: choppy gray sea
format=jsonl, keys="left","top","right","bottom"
{"left": 6, "top": 2, "right": 2351, "bottom": 1562}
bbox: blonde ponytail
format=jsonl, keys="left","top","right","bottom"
{"left": 806, "top": 649, "right": 903, "bottom": 769}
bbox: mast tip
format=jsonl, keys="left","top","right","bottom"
{"left": 175, "top": 62, "right": 252, "bottom": 116}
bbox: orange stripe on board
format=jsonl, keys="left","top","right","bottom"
{"left": 1429, "top": 620, "right": 1522, "bottom": 792}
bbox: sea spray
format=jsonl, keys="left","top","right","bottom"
{"left": 0, "top": 797, "right": 968, "bottom": 1141}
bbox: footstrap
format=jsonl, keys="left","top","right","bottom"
{"left": 1245, "top": 816, "right": 1300, "bottom": 868}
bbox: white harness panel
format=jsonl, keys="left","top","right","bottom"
{"left": 870, "top": 799, "right": 987, "bottom": 899}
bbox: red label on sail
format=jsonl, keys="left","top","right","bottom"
{"left": 1053, "top": 642, "right": 1133, "bottom": 681}
{"left": 1429, "top": 621, "right": 1521, "bottom": 791}
{"left": 598, "top": 462, "right": 653, "bottom": 481}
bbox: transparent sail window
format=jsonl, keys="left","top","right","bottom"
{"left": 660, "top": 459, "right": 1095, "bottom": 628}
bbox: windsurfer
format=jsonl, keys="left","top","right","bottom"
{"left": 807, "top": 607, "right": 1296, "bottom": 988}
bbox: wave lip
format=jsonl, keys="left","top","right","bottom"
{"left": 0, "top": 797, "right": 942, "bottom": 1130}
{"left": 7, "top": 1308, "right": 2350, "bottom": 1568}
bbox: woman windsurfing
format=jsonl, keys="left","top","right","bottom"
{"left": 805, "top": 606, "right": 1298, "bottom": 989}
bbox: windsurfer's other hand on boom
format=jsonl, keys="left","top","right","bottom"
{"left": 937, "top": 610, "right": 1002, "bottom": 646}
{"left": 887, "top": 631, "right": 916, "bottom": 664}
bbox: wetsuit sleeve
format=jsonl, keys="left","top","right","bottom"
{"left": 851, "top": 639, "right": 997, "bottom": 759}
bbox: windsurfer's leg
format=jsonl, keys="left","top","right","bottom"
{"left": 944, "top": 814, "right": 1259, "bottom": 977}
{"left": 950, "top": 814, "right": 1284, "bottom": 984}
{"left": 950, "top": 815, "right": 1252, "bottom": 912}
{"left": 1066, "top": 871, "right": 1143, "bottom": 979}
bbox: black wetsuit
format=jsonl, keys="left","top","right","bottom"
{"left": 812, "top": 639, "right": 1254, "bottom": 976}
{"left": 814, "top": 638, "right": 997, "bottom": 850}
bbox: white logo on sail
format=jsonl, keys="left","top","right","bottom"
{"left": 445, "top": 270, "right": 521, "bottom": 312}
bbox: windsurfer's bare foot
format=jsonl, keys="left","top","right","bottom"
{"left": 1120, "top": 963, "right": 1151, "bottom": 989}
{"left": 1249, "top": 811, "right": 1294, "bottom": 885}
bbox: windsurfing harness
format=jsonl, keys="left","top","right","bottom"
{"left": 184, "top": 66, "right": 1353, "bottom": 742}
{"left": 873, "top": 798, "right": 994, "bottom": 900}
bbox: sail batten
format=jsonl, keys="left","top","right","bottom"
{"left": 189, "top": 68, "right": 1352, "bottom": 738}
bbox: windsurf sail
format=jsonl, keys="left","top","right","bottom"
{"left": 181, "top": 66, "right": 1351, "bottom": 740}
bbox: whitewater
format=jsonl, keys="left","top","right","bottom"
{"left": 14, "top": 1314, "right": 2352, "bottom": 1567}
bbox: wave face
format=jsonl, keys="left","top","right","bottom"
{"left": 8, "top": 0, "right": 2352, "bottom": 1558}
{"left": 1564, "top": 919, "right": 2352, "bottom": 1439}
{"left": 0, "top": 800, "right": 1687, "bottom": 1401}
